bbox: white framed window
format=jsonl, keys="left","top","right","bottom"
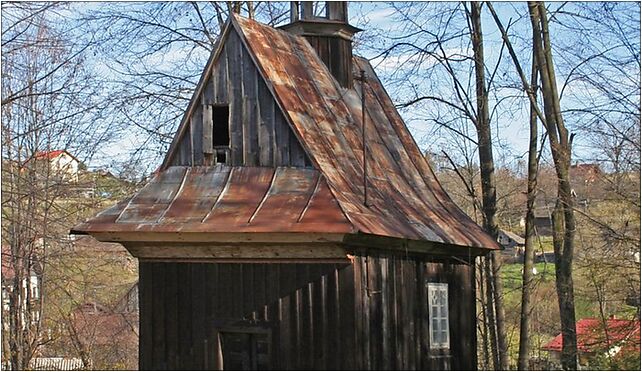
{"left": 427, "top": 282, "right": 449, "bottom": 350}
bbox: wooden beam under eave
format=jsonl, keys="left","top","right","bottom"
{"left": 342, "top": 233, "right": 491, "bottom": 257}
{"left": 90, "top": 231, "right": 347, "bottom": 244}
{"left": 124, "top": 243, "right": 348, "bottom": 261}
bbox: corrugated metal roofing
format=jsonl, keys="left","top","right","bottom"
{"left": 72, "top": 15, "right": 499, "bottom": 251}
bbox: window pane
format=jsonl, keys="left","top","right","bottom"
{"left": 428, "top": 283, "right": 449, "bottom": 350}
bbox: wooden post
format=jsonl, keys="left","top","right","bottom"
{"left": 203, "top": 104, "right": 213, "bottom": 155}
{"left": 290, "top": 2, "right": 299, "bottom": 23}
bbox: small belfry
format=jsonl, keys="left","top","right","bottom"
{"left": 72, "top": 2, "right": 499, "bottom": 370}
{"left": 280, "top": 1, "right": 362, "bottom": 88}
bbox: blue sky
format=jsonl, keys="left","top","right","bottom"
{"left": 50, "top": 2, "right": 639, "bottom": 174}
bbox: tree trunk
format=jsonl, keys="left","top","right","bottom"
{"left": 528, "top": 2, "right": 578, "bottom": 369}
{"left": 517, "top": 50, "right": 540, "bottom": 371}
{"left": 469, "top": 2, "right": 509, "bottom": 369}
{"left": 484, "top": 258, "right": 500, "bottom": 369}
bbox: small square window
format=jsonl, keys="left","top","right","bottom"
{"left": 427, "top": 283, "right": 449, "bottom": 350}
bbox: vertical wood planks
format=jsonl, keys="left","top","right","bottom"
{"left": 241, "top": 47, "right": 259, "bottom": 166}
{"left": 289, "top": 130, "right": 307, "bottom": 166}
{"left": 274, "top": 111, "right": 291, "bottom": 165}
{"left": 172, "top": 125, "right": 192, "bottom": 166}
{"left": 139, "top": 263, "right": 153, "bottom": 370}
{"left": 151, "top": 264, "right": 166, "bottom": 369}
{"left": 226, "top": 31, "right": 243, "bottom": 165}
{"left": 326, "top": 267, "right": 340, "bottom": 370}
{"left": 381, "top": 256, "right": 391, "bottom": 370}
{"left": 176, "top": 264, "right": 192, "bottom": 370}
{"left": 165, "top": 264, "right": 179, "bottom": 369}
{"left": 215, "top": 51, "right": 228, "bottom": 104}
{"left": 139, "top": 255, "right": 477, "bottom": 371}
{"left": 191, "top": 264, "right": 206, "bottom": 370}
{"left": 172, "top": 28, "right": 312, "bottom": 168}
{"left": 257, "top": 80, "right": 275, "bottom": 166}
{"left": 202, "top": 104, "right": 213, "bottom": 156}
{"left": 339, "top": 263, "right": 356, "bottom": 370}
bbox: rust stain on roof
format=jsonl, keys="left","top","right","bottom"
{"left": 233, "top": 15, "right": 499, "bottom": 249}
{"left": 73, "top": 15, "right": 500, "bottom": 251}
{"left": 72, "top": 166, "right": 354, "bottom": 235}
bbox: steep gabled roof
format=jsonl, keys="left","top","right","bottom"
{"left": 231, "top": 15, "right": 497, "bottom": 249}
{"left": 72, "top": 15, "right": 499, "bottom": 251}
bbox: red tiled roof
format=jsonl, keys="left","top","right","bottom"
{"left": 543, "top": 318, "right": 641, "bottom": 353}
{"left": 71, "top": 302, "right": 138, "bottom": 347}
{"left": 34, "top": 150, "right": 66, "bottom": 159}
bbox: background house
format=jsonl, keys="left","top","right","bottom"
{"left": 34, "top": 150, "right": 81, "bottom": 182}
{"left": 498, "top": 229, "right": 526, "bottom": 264}
{"left": 542, "top": 316, "right": 641, "bottom": 369}
{"left": 1, "top": 245, "right": 41, "bottom": 328}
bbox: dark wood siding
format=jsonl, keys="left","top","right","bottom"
{"left": 350, "top": 252, "right": 477, "bottom": 371}
{"left": 139, "top": 262, "right": 355, "bottom": 370}
{"left": 304, "top": 36, "right": 353, "bottom": 89}
{"left": 139, "top": 251, "right": 477, "bottom": 371}
{"left": 170, "top": 29, "right": 310, "bottom": 167}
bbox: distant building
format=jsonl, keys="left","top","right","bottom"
{"left": 542, "top": 317, "right": 641, "bottom": 368}
{"left": 498, "top": 229, "right": 525, "bottom": 250}
{"left": 570, "top": 163, "right": 602, "bottom": 184}
{"left": 498, "top": 229, "right": 526, "bottom": 263}
{"left": 29, "top": 357, "right": 84, "bottom": 371}
{"left": 1, "top": 244, "right": 41, "bottom": 328}
{"left": 520, "top": 208, "right": 553, "bottom": 237}
{"left": 34, "top": 150, "right": 80, "bottom": 182}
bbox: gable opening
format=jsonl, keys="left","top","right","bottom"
{"left": 213, "top": 105, "right": 230, "bottom": 147}
{"left": 212, "top": 104, "right": 230, "bottom": 164}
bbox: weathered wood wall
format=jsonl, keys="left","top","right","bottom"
{"left": 169, "top": 29, "right": 311, "bottom": 168}
{"left": 139, "top": 252, "right": 476, "bottom": 371}
{"left": 304, "top": 36, "right": 353, "bottom": 89}
{"left": 139, "top": 261, "right": 355, "bottom": 370}
{"left": 351, "top": 253, "right": 477, "bottom": 371}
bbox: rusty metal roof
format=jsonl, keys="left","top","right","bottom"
{"left": 73, "top": 15, "right": 499, "bottom": 251}
{"left": 232, "top": 15, "right": 498, "bottom": 249}
{"left": 72, "top": 165, "right": 353, "bottom": 235}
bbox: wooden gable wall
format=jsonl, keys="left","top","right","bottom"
{"left": 168, "top": 29, "right": 311, "bottom": 168}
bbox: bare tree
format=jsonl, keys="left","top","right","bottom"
{"left": 487, "top": 2, "right": 579, "bottom": 368}
{"left": 73, "top": 2, "right": 289, "bottom": 173}
{"left": 1, "top": 3, "right": 119, "bottom": 368}
{"left": 468, "top": 3, "right": 509, "bottom": 369}
{"left": 517, "top": 47, "right": 540, "bottom": 371}
{"left": 370, "top": 3, "right": 510, "bottom": 367}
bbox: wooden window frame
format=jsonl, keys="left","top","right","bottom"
{"left": 427, "top": 282, "right": 450, "bottom": 350}
{"left": 202, "top": 103, "right": 231, "bottom": 164}
{"left": 216, "top": 325, "right": 272, "bottom": 371}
